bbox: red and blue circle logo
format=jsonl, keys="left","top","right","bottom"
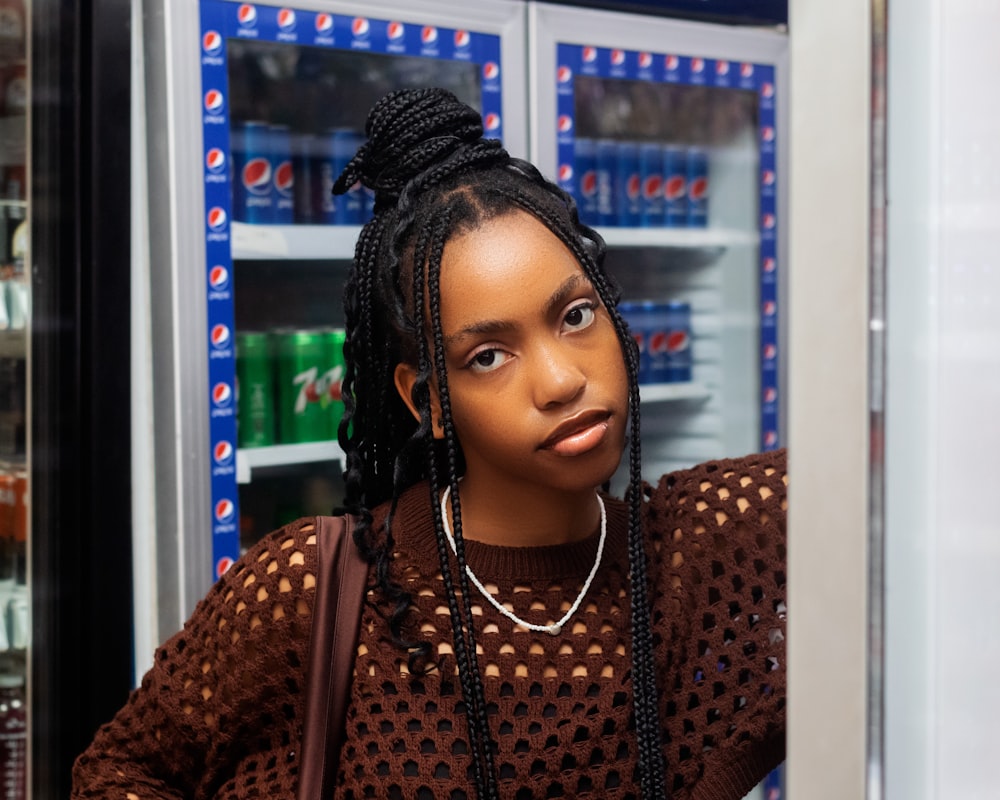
{"left": 212, "top": 382, "right": 233, "bottom": 408}
{"left": 557, "top": 65, "right": 573, "bottom": 84}
{"left": 763, "top": 257, "right": 777, "bottom": 274}
{"left": 237, "top": 4, "right": 257, "bottom": 27}
{"left": 762, "top": 213, "right": 776, "bottom": 230}
{"left": 203, "top": 31, "right": 223, "bottom": 57}
{"left": 207, "top": 207, "right": 228, "bottom": 231}
{"left": 277, "top": 8, "right": 296, "bottom": 32}
{"left": 454, "top": 30, "right": 471, "bottom": 49}
{"left": 206, "top": 148, "right": 226, "bottom": 173}
{"left": 558, "top": 115, "right": 573, "bottom": 133}
{"left": 484, "top": 112, "right": 500, "bottom": 132}
{"left": 214, "top": 440, "right": 235, "bottom": 466}
{"left": 352, "top": 17, "right": 370, "bottom": 38}
{"left": 209, "top": 265, "right": 230, "bottom": 291}
{"left": 558, "top": 164, "right": 573, "bottom": 182}
{"left": 638, "top": 52, "right": 653, "bottom": 70}
{"left": 204, "top": 89, "right": 225, "bottom": 115}
{"left": 211, "top": 324, "right": 231, "bottom": 349}
{"left": 483, "top": 62, "right": 499, "bottom": 81}
{"left": 387, "top": 21, "right": 405, "bottom": 41}
{"left": 611, "top": 49, "right": 626, "bottom": 67}
{"left": 421, "top": 26, "right": 438, "bottom": 45}
{"left": 215, "top": 556, "right": 235, "bottom": 578}
{"left": 665, "top": 54, "right": 680, "bottom": 71}
{"left": 215, "top": 499, "right": 236, "bottom": 524}
{"left": 741, "top": 63, "right": 755, "bottom": 78}
{"left": 582, "top": 46, "right": 598, "bottom": 64}
{"left": 315, "top": 13, "right": 333, "bottom": 35}
{"left": 691, "top": 57, "right": 705, "bottom": 74}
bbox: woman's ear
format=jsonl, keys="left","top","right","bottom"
{"left": 393, "top": 362, "right": 445, "bottom": 439}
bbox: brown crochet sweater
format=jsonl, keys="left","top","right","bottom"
{"left": 72, "top": 450, "right": 786, "bottom": 800}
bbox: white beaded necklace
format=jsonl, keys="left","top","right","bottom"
{"left": 439, "top": 486, "right": 607, "bottom": 636}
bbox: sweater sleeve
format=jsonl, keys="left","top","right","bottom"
{"left": 71, "top": 518, "right": 322, "bottom": 800}
{"left": 643, "top": 449, "right": 787, "bottom": 800}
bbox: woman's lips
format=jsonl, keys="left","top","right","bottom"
{"left": 541, "top": 413, "right": 611, "bottom": 456}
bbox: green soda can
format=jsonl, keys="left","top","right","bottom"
{"left": 235, "top": 331, "right": 275, "bottom": 448}
{"left": 273, "top": 328, "right": 340, "bottom": 444}
{"left": 328, "top": 328, "right": 346, "bottom": 436}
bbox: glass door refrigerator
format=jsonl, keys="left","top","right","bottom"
{"left": 135, "top": 0, "right": 527, "bottom": 669}
{"left": 528, "top": 3, "right": 788, "bottom": 796}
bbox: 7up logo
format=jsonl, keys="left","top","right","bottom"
{"left": 293, "top": 364, "right": 343, "bottom": 413}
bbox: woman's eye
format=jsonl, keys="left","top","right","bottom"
{"left": 467, "top": 348, "right": 509, "bottom": 373}
{"left": 564, "top": 303, "right": 596, "bottom": 331}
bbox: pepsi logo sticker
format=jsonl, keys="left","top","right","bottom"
{"left": 212, "top": 382, "right": 233, "bottom": 407}
{"left": 277, "top": 8, "right": 296, "bottom": 31}
{"left": 763, "top": 300, "right": 777, "bottom": 316}
{"left": 214, "top": 440, "right": 235, "bottom": 466}
{"left": 716, "top": 60, "right": 730, "bottom": 76}
{"left": 274, "top": 160, "right": 294, "bottom": 197}
{"left": 582, "top": 46, "right": 597, "bottom": 63}
{"left": 207, "top": 207, "right": 228, "bottom": 231}
{"left": 211, "top": 324, "right": 231, "bottom": 349}
{"left": 205, "top": 148, "right": 226, "bottom": 174}
{"left": 638, "top": 52, "right": 653, "bottom": 70}
{"left": 762, "top": 82, "right": 776, "bottom": 99}
{"left": 610, "top": 49, "right": 626, "bottom": 67}
{"left": 741, "top": 63, "right": 755, "bottom": 78}
{"left": 483, "top": 62, "right": 499, "bottom": 81}
{"left": 762, "top": 126, "right": 776, "bottom": 143}
{"left": 764, "top": 430, "right": 779, "bottom": 448}
{"left": 691, "top": 57, "right": 705, "bottom": 74}
{"left": 762, "top": 169, "right": 776, "bottom": 186}
{"left": 763, "top": 343, "right": 777, "bottom": 360}
{"left": 215, "top": 499, "right": 236, "bottom": 524}
{"left": 352, "top": 17, "right": 370, "bottom": 38}
{"left": 454, "top": 30, "right": 471, "bottom": 49}
{"left": 421, "top": 26, "right": 438, "bottom": 45}
{"left": 387, "top": 21, "right": 405, "bottom": 41}
{"left": 483, "top": 112, "right": 500, "bottom": 132}
{"left": 762, "top": 213, "right": 776, "bottom": 230}
{"left": 763, "top": 386, "right": 778, "bottom": 404}
{"left": 558, "top": 164, "right": 573, "bottom": 183}
{"left": 203, "top": 30, "right": 223, "bottom": 56}
{"left": 665, "top": 54, "right": 680, "bottom": 71}
{"left": 204, "top": 89, "right": 225, "bottom": 115}
{"left": 558, "top": 115, "right": 573, "bottom": 133}
{"left": 557, "top": 65, "right": 573, "bottom": 84}
{"left": 209, "top": 265, "right": 230, "bottom": 291}
{"left": 315, "top": 13, "right": 333, "bottom": 35}
{"left": 241, "top": 158, "right": 272, "bottom": 196}
{"left": 215, "top": 556, "right": 235, "bottom": 578}
{"left": 237, "top": 4, "right": 257, "bottom": 27}
{"left": 763, "top": 257, "right": 777, "bottom": 273}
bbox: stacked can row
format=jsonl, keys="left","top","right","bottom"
{"left": 231, "top": 122, "right": 373, "bottom": 226}
{"left": 572, "top": 139, "right": 709, "bottom": 229}
{"left": 235, "top": 328, "right": 346, "bottom": 448}
{"left": 620, "top": 300, "right": 692, "bottom": 384}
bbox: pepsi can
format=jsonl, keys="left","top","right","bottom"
{"left": 573, "top": 137, "right": 599, "bottom": 226}
{"left": 270, "top": 125, "right": 294, "bottom": 225}
{"left": 595, "top": 139, "right": 617, "bottom": 227}
{"left": 292, "top": 133, "right": 320, "bottom": 224}
{"left": 648, "top": 301, "right": 692, "bottom": 383}
{"left": 231, "top": 121, "right": 274, "bottom": 224}
{"left": 686, "top": 147, "right": 709, "bottom": 227}
{"left": 615, "top": 141, "right": 641, "bottom": 227}
{"left": 662, "top": 145, "right": 688, "bottom": 227}
{"left": 638, "top": 142, "right": 664, "bottom": 227}
{"left": 327, "top": 128, "right": 363, "bottom": 225}
{"left": 618, "top": 300, "right": 651, "bottom": 384}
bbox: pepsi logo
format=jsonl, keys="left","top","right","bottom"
{"left": 626, "top": 174, "right": 641, "bottom": 200}
{"left": 214, "top": 440, "right": 235, "bottom": 466}
{"left": 352, "top": 17, "right": 369, "bottom": 38}
{"left": 557, "top": 65, "right": 573, "bottom": 83}
{"left": 642, "top": 176, "right": 663, "bottom": 200}
{"left": 763, "top": 387, "right": 778, "bottom": 404}
{"left": 454, "top": 30, "right": 471, "bottom": 49}
{"left": 638, "top": 52, "right": 653, "bottom": 70}
{"left": 558, "top": 115, "right": 573, "bottom": 133}
{"left": 207, "top": 207, "right": 228, "bottom": 231}
{"left": 274, "top": 160, "right": 294, "bottom": 196}
{"left": 212, "top": 382, "right": 233, "bottom": 407}
{"left": 764, "top": 430, "right": 779, "bottom": 448}
{"left": 209, "top": 265, "right": 230, "bottom": 291}
{"left": 581, "top": 170, "right": 598, "bottom": 198}
{"left": 242, "top": 158, "right": 272, "bottom": 195}
{"left": 204, "top": 89, "right": 225, "bottom": 115}
{"left": 484, "top": 112, "right": 500, "bottom": 132}
{"left": 387, "top": 21, "right": 405, "bottom": 41}
{"left": 611, "top": 49, "right": 626, "bottom": 67}
{"left": 691, "top": 57, "right": 705, "bottom": 74}
{"left": 688, "top": 177, "right": 708, "bottom": 201}
{"left": 211, "top": 324, "right": 231, "bottom": 349}
{"left": 582, "top": 46, "right": 598, "bottom": 63}
{"left": 763, "top": 343, "right": 777, "bottom": 360}
{"left": 762, "top": 169, "right": 776, "bottom": 186}
{"left": 665, "top": 330, "right": 690, "bottom": 353}
{"left": 762, "top": 126, "right": 776, "bottom": 142}
{"left": 741, "top": 62, "right": 754, "bottom": 78}
{"left": 665, "top": 54, "right": 680, "bottom": 71}
{"left": 663, "top": 175, "right": 686, "bottom": 201}
{"left": 558, "top": 164, "right": 573, "bottom": 182}
{"left": 237, "top": 4, "right": 257, "bottom": 27}
{"left": 763, "top": 257, "right": 777, "bottom": 273}
{"left": 762, "top": 82, "right": 775, "bottom": 99}
{"left": 277, "top": 8, "right": 296, "bottom": 31}
{"left": 315, "top": 13, "right": 333, "bottom": 35}
{"left": 214, "top": 499, "right": 236, "bottom": 524}
{"left": 203, "top": 30, "right": 223, "bottom": 56}
{"left": 483, "top": 61, "right": 500, "bottom": 81}
{"left": 215, "top": 556, "right": 235, "bottom": 578}
{"left": 763, "top": 300, "right": 777, "bottom": 316}
{"left": 762, "top": 213, "right": 776, "bottom": 229}
{"left": 421, "top": 26, "right": 438, "bottom": 45}
{"left": 205, "top": 148, "right": 226, "bottom": 173}
{"left": 716, "top": 60, "right": 730, "bottom": 76}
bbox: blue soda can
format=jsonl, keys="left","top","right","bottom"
{"left": 618, "top": 300, "right": 651, "bottom": 384}
{"left": 662, "top": 145, "right": 688, "bottom": 227}
{"left": 595, "top": 139, "right": 618, "bottom": 227}
{"left": 231, "top": 121, "right": 275, "bottom": 224}
{"left": 331, "top": 129, "right": 363, "bottom": 225}
{"left": 649, "top": 301, "right": 693, "bottom": 383}
{"left": 615, "top": 141, "right": 641, "bottom": 227}
{"left": 638, "top": 142, "right": 664, "bottom": 227}
{"left": 270, "top": 125, "right": 294, "bottom": 225}
{"left": 573, "top": 137, "right": 599, "bottom": 226}
{"left": 292, "top": 133, "right": 320, "bottom": 224}
{"left": 686, "top": 147, "right": 709, "bottom": 227}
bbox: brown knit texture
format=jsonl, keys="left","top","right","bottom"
{"left": 72, "top": 450, "right": 786, "bottom": 800}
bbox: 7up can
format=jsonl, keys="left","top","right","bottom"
{"left": 273, "top": 328, "right": 344, "bottom": 444}
{"left": 236, "top": 331, "right": 275, "bottom": 447}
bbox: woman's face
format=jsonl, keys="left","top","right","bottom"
{"left": 416, "top": 209, "right": 629, "bottom": 500}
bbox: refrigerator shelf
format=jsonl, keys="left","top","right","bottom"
{"left": 639, "top": 382, "right": 711, "bottom": 403}
{"left": 236, "top": 441, "right": 345, "bottom": 485}
{"left": 0, "top": 330, "right": 25, "bottom": 359}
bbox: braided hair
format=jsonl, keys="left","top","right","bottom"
{"left": 333, "top": 88, "right": 667, "bottom": 800}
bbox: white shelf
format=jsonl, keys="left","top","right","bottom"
{"left": 638, "top": 382, "right": 712, "bottom": 403}
{"left": 232, "top": 222, "right": 362, "bottom": 260}
{"left": 236, "top": 440, "right": 344, "bottom": 484}
{"left": 600, "top": 226, "right": 759, "bottom": 249}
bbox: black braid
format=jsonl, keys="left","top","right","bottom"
{"left": 336, "top": 87, "right": 666, "bottom": 799}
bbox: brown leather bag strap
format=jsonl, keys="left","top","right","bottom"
{"left": 297, "top": 514, "right": 367, "bottom": 800}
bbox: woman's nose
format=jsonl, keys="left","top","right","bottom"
{"left": 531, "top": 347, "right": 586, "bottom": 409}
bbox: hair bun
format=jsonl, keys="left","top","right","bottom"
{"left": 333, "top": 87, "right": 506, "bottom": 207}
